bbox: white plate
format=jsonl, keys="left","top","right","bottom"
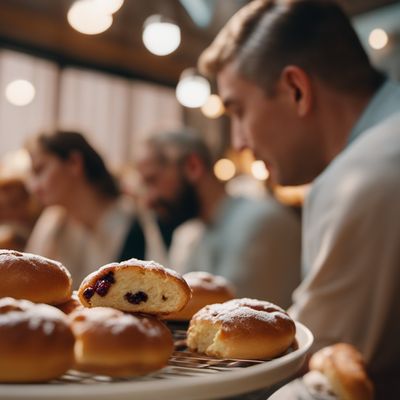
{"left": 1, "top": 321, "right": 313, "bottom": 400}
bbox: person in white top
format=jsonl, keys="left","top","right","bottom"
{"left": 25, "top": 131, "right": 166, "bottom": 288}
{"left": 198, "top": 0, "right": 400, "bottom": 397}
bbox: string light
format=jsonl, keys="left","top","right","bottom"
{"left": 143, "top": 15, "right": 181, "bottom": 56}
{"left": 5, "top": 79, "right": 35, "bottom": 106}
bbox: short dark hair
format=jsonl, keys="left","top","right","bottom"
{"left": 27, "top": 130, "right": 120, "bottom": 198}
{"left": 144, "top": 129, "right": 214, "bottom": 171}
{"left": 199, "top": 0, "right": 383, "bottom": 95}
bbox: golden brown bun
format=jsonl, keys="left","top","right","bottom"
{"left": 78, "top": 258, "right": 191, "bottom": 315}
{"left": 69, "top": 307, "right": 174, "bottom": 376}
{"left": 308, "top": 343, "right": 374, "bottom": 400}
{"left": 56, "top": 291, "right": 83, "bottom": 315}
{"left": 0, "top": 297, "right": 75, "bottom": 382}
{"left": 187, "top": 298, "right": 296, "bottom": 360}
{"left": 0, "top": 250, "right": 72, "bottom": 305}
{"left": 164, "top": 271, "right": 235, "bottom": 321}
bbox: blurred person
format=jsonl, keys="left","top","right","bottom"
{"left": 136, "top": 129, "right": 301, "bottom": 308}
{"left": 25, "top": 131, "right": 166, "bottom": 287}
{"left": 0, "top": 177, "right": 41, "bottom": 251}
{"left": 198, "top": 0, "right": 400, "bottom": 397}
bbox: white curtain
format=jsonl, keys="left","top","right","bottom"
{"left": 0, "top": 50, "right": 58, "bottom": 158}
{"left": 0, "top": 50, "right": 183, "bottom": 171}
{"left": 58, "top": 68, "right": 132, "bottom": 169}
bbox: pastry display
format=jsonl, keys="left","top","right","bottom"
{"left": 0, "top": 297, "right": 75, "bottom": 382}
{"left": 164, "top": 271, "right": 235, "bottom": 321}
{"left": 78, "top": 258, "right": 191, "bottom": 314}
{"left": 305, "top": 343, "right": 374, "bottom": 400}
{"left": 0, "top": 249, "right": 72, "bottom": 305}
{"left": 187, "top": 298, "right": 296, "bottom": 359}
{"left": 69, "top": 307, "right": 174, "bottom": 376}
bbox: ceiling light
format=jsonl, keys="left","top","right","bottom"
{"left": 251, "top": 160, "right": 269, "bottom": 181}
{"left": 176, "top": 69, "right": 211, "bottom": 108}
{"left": 214, "top": 159, "right": 236, "bottom": 181}
{"left": 201, "top": 94, "right": 225, "bottom": 119}
{"left": 368, "top": 28, "right": 388, "bottom": 50}
{"left": 5, "top": 79, "right": 35, "bottom": 106}
{"left": 67, "top": 0, "right": 113, "bottom": 35}
{"left": 89, "top": 0, "right": 124, "bottom": 14}
{"left": 142, "top": 15, "right": 181, "bottom": 56}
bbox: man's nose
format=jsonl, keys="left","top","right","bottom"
{"left": 231, "top": 120, "right": 249, "bottom": 152}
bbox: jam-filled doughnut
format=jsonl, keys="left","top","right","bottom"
{"left": 69, "top": 307, "right": 174, "bottom": 376}
{"left": 187, "top": 298, "right": 296, "bottom": 360}
{"left": 164, "top": 271, "right": 235, "bottom": 321}
{"left": 305, "top": 343, "right": 374, "bottom": 400}
{"left": 0, "top": 250, "right": 72, "bottom": 305}
{"left": 78, "top": 258, "right": 191, "bottom": 315}
{"left": 0, "top": 297, "right": 75, "bottom": 382}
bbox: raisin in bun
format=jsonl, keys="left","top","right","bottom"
{"left": 305, "top": 343, "right": 374, "bottom": 400}
{"left": 0, "top": 250, "right": 72, "bottom": 305}
{"left": 164, "top": 272, "right": 235, "bottom": 321}
{"left": 69, "top": 307, "right": 174, "bottom": 376}
{"left": 187, "top": 298, "right": 296, "bottom": 360}
{"left": 78, "top": 258, "right": 191, "bottom": 315}
{"left": 0, "top": 297, "right": 75, "bottom": 382}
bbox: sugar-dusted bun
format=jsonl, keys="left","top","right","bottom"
{"left": 0, "top": 250, "right": 72, "bottom": 305}
{"left": 187, "top": 298, "right": 296, "bottom": 360}
{"left": 69, "top": 307, "right": 174, "bottom": 376}
{"left": 165, "top": 271, "right": 235, "bottom": 321}
{"left": 308, "top": 343, "right": 374, "bottom": 400}
{"left": 57, "top": 291, "right": 83, "bottom": 315}
{"left": 78, "top": 258, "right": 191, "bottom": 315}
{"left": 0, "top": 297, "right": 75, "bottom": 382}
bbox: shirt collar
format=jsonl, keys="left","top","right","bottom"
{"left": 348, "top": 79, "right": 400, "bottom": 144}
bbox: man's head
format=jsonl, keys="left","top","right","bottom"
{"left": 199, "top": 0, "right": 383, "bottom": 185}
{"left": 136, "top": 130, "right": 213, "bottom": 224}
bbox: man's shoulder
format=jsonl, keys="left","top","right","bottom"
{"left": 308, "top": 113, "right": 400, "bottom": 212}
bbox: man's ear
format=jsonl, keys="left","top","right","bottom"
{"left": 183, "top": 153, "right": 204, "bottom": 183}
{"left": 280, "top": 65, "right": 313, "bottom": 117}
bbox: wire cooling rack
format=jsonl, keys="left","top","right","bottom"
{"left": 0, "top": 322, "right": 313, "bottom": 400}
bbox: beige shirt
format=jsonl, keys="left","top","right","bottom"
{"left": 289, "top": 113, "right": 400, "bottom": 379}
{"left": 26, "top": 196, "right": 167, "bottom": 288}
{"left": 171, "top": 195, "right": 302, "bottom": 309}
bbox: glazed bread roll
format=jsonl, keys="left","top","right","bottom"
{"left": 187, "top": 298, "right": 296, "bottom": 360}
{"left": 0, "top": 297, "right": 75, "bottom": 382}
{"left": 307, "top": 343, "right": 374, "bottom": 400}
{"left": 78, "top": 258, "right": 191, "bottom": 314}
{"left": 165, "top": 271, "right": 235, "bottom": 321}
{"left": 69, "top": 307, "right": 174, "bottom": 376}
{"left": 0, "top": 250, "right": 72, "bottom": 305}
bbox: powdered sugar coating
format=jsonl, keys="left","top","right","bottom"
{"left": 70, "top": 307, "right": 165, "bottom": 338}
{"left": 192, "top": 298, "right": 292, "bottom": 330}
{"left": 0, "top": 250, "right": 71, "bottom": 280}
{"left": 184, "top": 271, "right": 235, "bottom": 293}
{"left": 81, "top": 258, "right": 185, "bottom": 287}
{"left": 0, "top": 297, "right": 70, "bottom": 336}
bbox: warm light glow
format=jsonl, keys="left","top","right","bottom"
{"left": 142, "top": 15, "right": 181, "bottom": 56}
{"left": 176, "top": 70, "right": 211, "bottom": 108}
{"left": 67, "top": 0, "right": 113, "bottom": 35}
{"left": 89, "top": 0, "right": 124, "bottom": 14}
{"left": 5, "top": 79, "right": 35, "bottom": 106}
{"left": 201, "top": 94, "right": 225, "bottom": 118}
{"left": 214, "top": 159, "right": 236, "bottom": 181}
{"left": 251, "top": 160, "right": 269, "bottom": 181}
{"left": 0, "top": 149, "right": 32, "bottom": 177}
{"left": 369, "top": 28, "right": 388, "bottom": 50}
